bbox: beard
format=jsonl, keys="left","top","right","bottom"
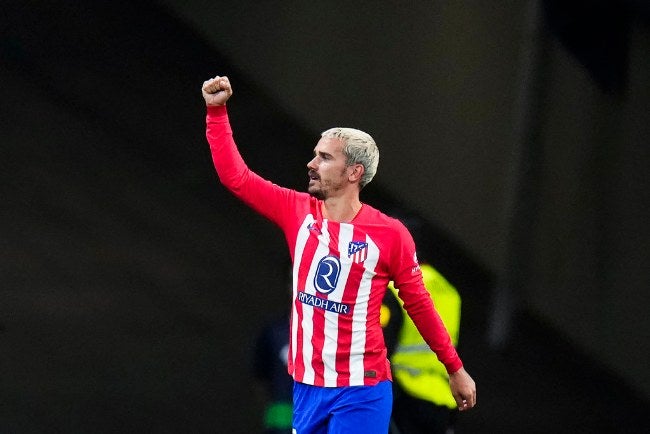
{"left": 308, "top": 170, "right": 325, "bottom": 199}
{"left": 308, "top": 183, "right": 326, "bottom": 200}
{"left": 307, "top": 168, "right": 347, "bottom": 200}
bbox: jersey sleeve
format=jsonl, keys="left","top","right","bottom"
{"left": 390, "top": 221, "right": 463, "bottom": 374}
{"left": 205, "top": 105, "right": 295, "bottom": 228}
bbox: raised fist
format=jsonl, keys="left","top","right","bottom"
{"left": 202, "top": 75, "right": 232, "bottom": 106}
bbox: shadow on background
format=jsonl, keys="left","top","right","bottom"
{"left": 1, "top": 1, "right": 647, "bottom": 433}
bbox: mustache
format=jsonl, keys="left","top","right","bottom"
{"left": 308, "top": 170, "right": 320, "bottom": 180}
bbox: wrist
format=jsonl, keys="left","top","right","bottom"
{"left": 449, "top": 365, "right": 465, "bottom": 376}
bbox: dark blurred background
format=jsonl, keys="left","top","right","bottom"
{"left": 1, "top": 1, "right": 648, "bottom": 432}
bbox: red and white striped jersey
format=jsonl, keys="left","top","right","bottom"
{"left": 206, "top": 105, "right": 462, "bottom": 387}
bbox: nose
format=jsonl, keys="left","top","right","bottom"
{"left": 307, "top": 155, "right": 318, "bottom": 171}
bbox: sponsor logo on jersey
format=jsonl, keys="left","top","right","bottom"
{"left": 307, "top": 222, "right": 321, "bottom": 234}
{"left": 297, "top": 291, "right": 350, "bottom": 314}
{"left": 411, "top": 251, "right": 421, "bottom": 274}
{"left": 347, "top": 241, "right": 368, "bottom": 264}
{"left": 313, "top": 255, "right": 341, "bottom": 294}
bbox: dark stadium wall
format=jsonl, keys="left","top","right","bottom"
{"left": 158, "top": 0, "right": 650, "bottom": 401}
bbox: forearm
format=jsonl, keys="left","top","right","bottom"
{"left": 400, "top": 287, "right": 463, "bottom": 374}
{"left": 205, "top": 105, "right": 294, "bottom": 225}
{"left": 206, "top": 105, "right": 250, "bottom": 193}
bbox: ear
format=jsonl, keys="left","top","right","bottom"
{"left": 348, "top": 164, "right": 365, "bottom": 183}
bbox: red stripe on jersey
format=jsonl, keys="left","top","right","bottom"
{"left": 334, "top": 224, "right": 365, "bottom": 386}
{"left": 309, "top": 222, "right": 340, "bottom": 386}
{"left": 292, "top": 228, "right": 320, "bottom": 382}
{"left": 310, "top": 292, "right": 327, "bottom": 386}
{"left": 290, "top": 290, "right": 303, "bottom": 381}
{"left": 362, "top": 278, "right": 391, "bottom": 385}
{"left": 335, "top": 262, "right": 364, "bottom": 386}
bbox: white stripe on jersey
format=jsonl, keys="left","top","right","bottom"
{"left": 300, "top": 219, "right": 331, "bottom": 385}
{"left": 300, "top": 298, "right": 315, "bottom": 384}
{"left": 320, "top": 223, "right": 353, "bottom": 386}
{"left": 292, "top": 215, "right": 313, "bottom": 376}
{"left": 349, "top": 234, "right": 379, "bottom": 385}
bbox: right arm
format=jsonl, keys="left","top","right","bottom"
{"left": 202, "top": 75, "right": 295, "bottom": 225}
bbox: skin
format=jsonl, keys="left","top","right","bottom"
{"left": 306, "top": 136, "right": 365, "bottom": 222}
{"left": 202, "top": 75, "right": 477, "bottom": 411}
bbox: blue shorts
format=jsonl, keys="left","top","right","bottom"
{"left": 292, "top": 380, "right": 392, "bottom": 434}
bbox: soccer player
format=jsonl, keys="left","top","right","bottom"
{"left": 202, "top": 75, "right": 476, "bottom": 433}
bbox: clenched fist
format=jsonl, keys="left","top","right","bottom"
{"left": 202, "top": 75, "right": 233, "bottom": 106}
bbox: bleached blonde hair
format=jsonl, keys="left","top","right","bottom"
{"left": 320, "top": 127, "right": 379, "bottom": 189}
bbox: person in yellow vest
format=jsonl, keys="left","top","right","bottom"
{"left": 382, "top": 262, "right": 462, "bottom": 434}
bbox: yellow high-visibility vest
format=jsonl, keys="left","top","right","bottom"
{"left": 387, "top": 263, "right": 461, "bottom": 409}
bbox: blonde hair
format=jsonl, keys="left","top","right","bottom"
{"left": 321, "top": 127, "right": 379, "bottom": 189}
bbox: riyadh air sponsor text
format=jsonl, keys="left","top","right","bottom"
{"left": 297, "top": 291, "right": 350, "bottom": 314}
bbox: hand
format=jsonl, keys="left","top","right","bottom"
{"left": 202, "top": 75, "right": 233, "bottom": 106}
{"left": 448, "top": 366, "right": 476, "bottom": 411}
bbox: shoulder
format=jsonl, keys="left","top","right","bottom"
{"left": 357, "top": 205, "right": 413, "bottom": 252}
{"left": 361, "top": 204, "right": 405, "bottom": 228}
{"left": 282, "top": 188, "right": 318, "bottom": 212}
{"left": 368, "top": 206, "right": 411, "bottom": 239}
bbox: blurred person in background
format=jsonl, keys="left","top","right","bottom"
{"left": 252, "top": 266, "right": 294, "bottom": 433}
{"left": 382, "top": 213, "right": 462, "bottom": 434}
{"left": 253, "top": 314, "right": 293, "bottom": 434}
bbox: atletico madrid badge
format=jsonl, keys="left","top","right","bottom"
{"left": 348, "top": 241, "right": 368, "bottom": 263}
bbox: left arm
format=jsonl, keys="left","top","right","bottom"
{"left": 391, "top": 222, "right": 476, "bottom": 410}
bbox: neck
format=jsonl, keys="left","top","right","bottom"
{"left": 322, "top": 197, "right": 362, "bottom": 222}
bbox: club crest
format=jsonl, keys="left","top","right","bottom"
{"left": 348, "top": 241, "right": 368, "bottom": 264}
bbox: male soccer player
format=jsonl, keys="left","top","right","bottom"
{"left": 202, "top": 75, "right": 476, "bottom": 433}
